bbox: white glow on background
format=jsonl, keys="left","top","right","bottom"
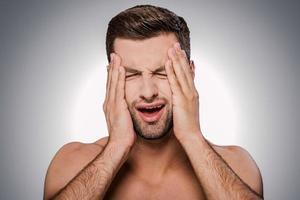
{"left": 70, "top": 60, "right": 108, "bottom": 143}
{"left": 195, "top": 57, "right": 239, "bottom": 145}
{"left": 70, "top": 53, "right": 238, "bottom": 145}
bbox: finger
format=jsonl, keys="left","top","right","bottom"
{"left": 167, "top": 46, "right": 191, "bottom": 93}
{"left": 188, "top": 59, "right": 197, "bottom": 91}
{"left": 104, "top": 53, "right": 114, "bottom": 110}
{"left": 111, "top": 53, "right": 122, "bottom": 101}
{"left": 174, "top": 43, "right": 190, "bottom": 74}
{"left": 180, "top": 50, "right": 197, "bottom": 90}
{"left": 106, "top": 54, "right": 114, "bottom": 93}
{"left": 174, "top": 43, "right": 195, "bottom": 89}
{"left": 190, "top": 60, "right": 195, "bottom": 78}
{"left": 116, "top": 66, "right": 126, "bottom": 104}
{"left": 180, "top": 50, "right": 193, "bottom": 77}
{"left": 165, "top": 59, "right": 182, "bottom": 94}
{"left": 109, "top": 53, "right": 120, "bottom": 102}
{"left": 105, "top": 65, "right": 110, "bottom": 91}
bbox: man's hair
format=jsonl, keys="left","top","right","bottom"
{"left": 106, "top": 4, "right": 191, "bottom": 62}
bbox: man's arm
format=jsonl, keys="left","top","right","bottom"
{"left": 44, "top": 140, "right": 132, "bottom": 200}
{"left": 44, "top": 53, "right": 136, "bottom": 199}
{"left": 165, "top": 42, "right": 263, "bottom": 199}
{"left": 178, "top": 133, "right": 263, "bottom": 200}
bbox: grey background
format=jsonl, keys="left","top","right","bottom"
{"left": 1, "top": 0, "right": 299, "bottom": 199}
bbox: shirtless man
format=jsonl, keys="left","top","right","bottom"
{"left": 44, "top": 5, "right": 263, "bottom": 200}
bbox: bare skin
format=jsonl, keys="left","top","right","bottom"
{"left": 44, "top": 135, "right": 262, "bottom": 199}
{"left": 44, "top": 33, "right": 263, "bottom": 199}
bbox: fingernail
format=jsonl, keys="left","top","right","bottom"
{"left": 110, "top": 53, "right": 114, "bottom": 63}
{"left": 175, "top": 42, "right": 181, "bottom": 50}
{"left": 182, "top": 50, "right": 187, "bottom": 58}
{"left": 171, "top": 48, "right": 176, "bottom": 56}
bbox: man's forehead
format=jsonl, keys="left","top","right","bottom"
{"left": 113, "top": 33, "right": 177, "bottom": 50}
{"left": 113, "top": 33, "right": 178, "bottom": 72}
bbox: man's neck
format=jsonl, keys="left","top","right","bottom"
{"left": 126, "top": 131, "right": 189, "bottom": 184}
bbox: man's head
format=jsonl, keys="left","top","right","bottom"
{"left": 105, "top": 5, "right": 191, "bottom": 140}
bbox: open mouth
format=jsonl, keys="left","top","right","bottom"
{"left": 137, "top": 104, "right": 165, "bottom": 113}
{"left": 136, "top": 104, "right": 165, "bottom": 122}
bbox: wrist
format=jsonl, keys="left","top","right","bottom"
{"left": 176, "top": 129, "right": 205, "bottom": 144}
{"left": 108, "top": 137, "right": 135, "bottom": 149}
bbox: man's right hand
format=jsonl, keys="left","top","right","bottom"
{"left": 44, "top": 55, "right": 135, "bottom": 199}
{"left": 103, "top": 53, "right": 136, "bottom": 147}
{"left": 44, "top": 57, "right": 135, "bottom": 199}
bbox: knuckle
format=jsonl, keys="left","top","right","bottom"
{"left": 178, "top": 51, "right": 185, "bottom": 59}
{"left": 105, "top": 100, "right": 113, "bottom": 111}
{"left": 186, "top": 91, "right": 198, "bottom": 101}
{"left": 170, "top": 74, "right": 175, "bottom": 80}
{"left": 187, "top": 94, "right": 194, "bottom": 100}
{"left": 102, "top": 102, "right": 107, "bottom": 112}
{"left": 173, "top": 55, "right": 180, "bottom": 62}
{"left": 181, "top": 50, "right": 187, "bottom": 59}
{"left": 194, "top": 90, "right": 199, "bottom": 98}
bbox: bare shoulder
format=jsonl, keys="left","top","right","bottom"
{"left": 44, "top": 136, "right": 109, "bottom": 199}
{"left": 208, "top": 141, "right": 263, "bottom": 197}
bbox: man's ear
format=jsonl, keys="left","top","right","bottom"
{"left": 190, "top": 60, "right": 195, "bottom": 79}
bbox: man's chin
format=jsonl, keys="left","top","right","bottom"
{"left": 135, "top": 128, "right": 171, "bottom": 141}
{"left": 132, "top": 117, "right": 173, "bottom": 141}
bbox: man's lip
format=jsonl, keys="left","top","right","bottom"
{"left": 135, "top": 100, "right": 166, "bottom": 109}
{"left": 137, "top": 106, "right": 165, "bottom": 123}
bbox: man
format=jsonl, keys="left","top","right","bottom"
{"left": 44, "top": 5, "right": 263, "bottom": 200}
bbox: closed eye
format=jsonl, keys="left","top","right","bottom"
{"left": 154, "top": 72, "right": 167, "bottom": 79}
{"left": 125, "top": 73, "right": 141, "bottom": 79}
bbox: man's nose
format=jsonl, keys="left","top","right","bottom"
{"left": 139, "top": 77, "right": 158, "bottom": 102}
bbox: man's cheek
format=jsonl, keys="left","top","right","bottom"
{"left": 124, "top": 82, "right": 137, "bottom": 104}
{"left": 160, "top": 80, "right": 172, "bottom": 97}
{"left": 157, "top": 81, "right": 173, "bottom": 107}
{"left": 124, "top": 83, "right": 130, "bottom": 104}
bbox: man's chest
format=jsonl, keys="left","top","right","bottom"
{"left": 104, "top": 168, "right": 207, "bottom": 200}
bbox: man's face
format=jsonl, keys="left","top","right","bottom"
{"left": 114, "top": 33, "right": 178, "bottom": 140}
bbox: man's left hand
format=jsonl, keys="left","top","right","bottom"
{"left": 165, "top": 42, "right": 203, "bottom": 141}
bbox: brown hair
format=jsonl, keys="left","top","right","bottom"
{"left": 105, "top": 4, "right": 191, "bottom": 62}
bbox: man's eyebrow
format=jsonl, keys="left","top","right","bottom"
{"left": 124, "top": 67, "right": 142, "bottom": 73}
{"left": 152, "top": 66, "right": 166, "bottom": 73}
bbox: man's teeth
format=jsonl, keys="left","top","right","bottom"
{"left": 144, "top": 105, "right": 163, "bottom": 109}
{"left": 138, "top": 105, "right": 164, "bottom": 112}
